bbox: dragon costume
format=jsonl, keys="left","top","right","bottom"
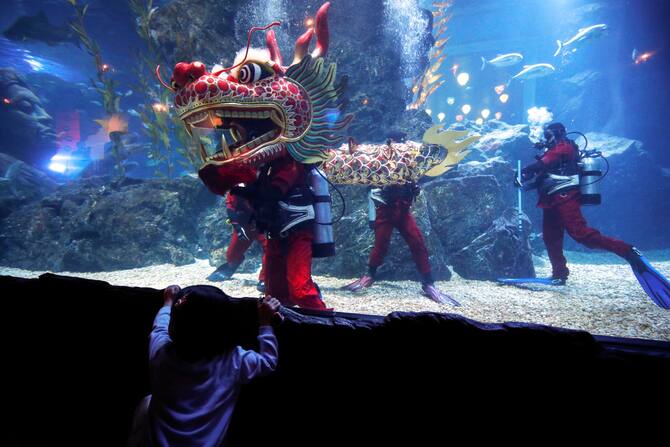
{"left": 157, "top": 2, "right": 479, "bottom": 308}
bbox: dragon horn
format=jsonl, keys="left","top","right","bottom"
{"left": 292, "top": 28, "right": 314, "bottom": 66}
{"left": 266, "top": 29, "right": 284, "bottom": 66}
{"left": 311, "top": 2, "right": 330, "bottom": 59}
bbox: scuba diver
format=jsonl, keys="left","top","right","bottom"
{"left": 343, "top": 136, "right": 460, "bottom": 306}
{"left": 207, "top": 192, "right": 267, "bottom": 293}
{"left": 515, "top": 122, "right": 670, "bottom": 309}
{"left": 226, "top": 156, "right": 332, "bottom": 311}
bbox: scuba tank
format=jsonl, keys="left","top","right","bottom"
{"left": 310, "top": 168, "right": 335, "bottom": 258}
{"left": 367, "top": 188, "right": 385, "bottom": 226}
{"left": 578, "top": 151, "right": 603, "bottom": 205}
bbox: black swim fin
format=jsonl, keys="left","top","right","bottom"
{"left": 626, "top": 247, "right": 670, "bottom": 309}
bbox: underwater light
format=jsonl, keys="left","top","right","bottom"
{"left": 447, "top": 97, "right": 455, "bottom": 105}
{"left": 475, "top": 118, "right": 484, "bottom": 125}
{"left": 499, "top": 93, "right": 509, "bottom": 104}
{"left": 495, "top": 84, "right": 505, "bottom": 95}
{"left": 437, "top": 112, "right": 445, "bottom": 122}
{"left": 495, "top": 112, "right": 503, "bottom": 120}
{"left": 455, "top": 114, "right": 464, "bottom": 122}
{"left": 48, "top": 162, "right": 67, "bottom": 173}
{"left": 305, "top": 17, "right": 314, "bottom": 27}
{"left": 152, "top": 103, "right": 169, "bottom": 113}
{"left": 25, "top": 57, "right": 44, "bottom": 71}
{"left": 425, "top": 108, "right": 432, "bottom": 116}
{"left": 101, "top": 63, "right": 110, "bottom": 73}
{"left": 2, "top": 98, "right": 11, "bottom": 105}
{"left": 461, "top": 104, "right": 471, "bottom": 115}
{"left": 456, "top": 72, "right": 470, "bottom": 86}
{"left": 481, "top": 109, "right": 490, "bottom": 119}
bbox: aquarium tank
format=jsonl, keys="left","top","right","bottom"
{"left": 0, "top": 0, "right": 669, "bottom": 341}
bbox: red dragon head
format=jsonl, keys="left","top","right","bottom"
{"left": 157, "top": 2, "right": 351, "bottom": 185}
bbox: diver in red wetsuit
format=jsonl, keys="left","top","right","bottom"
{"left": 521, "top": 122, "right": 633, "bottom": 283}
{"left": 344, "top": 180, "right": 459, "bottom": 306}
{"left": 207, "top": 193, "right": 266, "bottom": 292}
{"left": 229, "top": 156, "right": 330, "bottom": 310}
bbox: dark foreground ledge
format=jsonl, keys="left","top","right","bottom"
{"left": 1, "top": 273, "right": 669, "bottom": 445}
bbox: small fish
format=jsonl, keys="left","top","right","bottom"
{"left": 123, "top": 90, "right": 134, "bottom": 97}
{"left": 554, "top": 24, "right": 608, "bottom": 57}
{"left": 633, "top": 49, "right": 655, "bottom": 65}
{"left": 481, "top": 53, "right": 523, "bottom": 70}
{"left": 127, "top": 108, "right": 141, "bottom": 117}
{"left": 509, "top": 63, "right": 555, "bottom": 84}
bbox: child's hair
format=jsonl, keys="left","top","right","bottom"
{"left": 168, "top": 285, "right": 239, "bottom": 361}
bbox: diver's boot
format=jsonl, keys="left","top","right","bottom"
{"left": 421, "top": 283, "right": 461, "bottom": 307}
{"left": 207, "top": 261, "right": 241, "bottom": 281}
{"left": 625, "top": 247, "right": 670, "bottom": 309}
{"left": 344, "top": 275, "right": 375, "bottom": 291}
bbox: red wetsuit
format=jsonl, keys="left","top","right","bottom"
{"left": 369, "top": 185, "right": 433, "bottom": 282}
{"left": 225, "top": 194, "right": 266, "bottom": 282}
{"left": 257, "top": 157, "right": 327, "bottom": 310}
{"left": 531, "top": 140, "right": 632, "bottom": 279}
{"left": 199, "top": 158, "right": 326, "bottom": 310}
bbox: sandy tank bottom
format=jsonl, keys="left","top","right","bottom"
{"left": 2, "top": 250, "right": 669, "bottom": 341}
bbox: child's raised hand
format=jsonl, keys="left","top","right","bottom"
{"left": 258, "top": 296, "right": 282, "bottom": 325}
{"left": 163, "top": 285, "right": 181, "bottom": 307}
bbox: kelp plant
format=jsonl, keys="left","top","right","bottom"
{"left": 129, "top": 0, "right": 199, "bottom": 178}
{"left": 68, "top": 0, "right": 126, "bottom": 177}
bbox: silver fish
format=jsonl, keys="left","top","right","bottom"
{"left": 554, "top": 24, "right": 608, "bottom": 57}
{"left": 480, "top": 53, "right": 523, "bottom": 70}
{"left": 509, "top": 63, "right": 556, "bottom": 83}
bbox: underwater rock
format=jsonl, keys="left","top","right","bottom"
{"left": 450, "top": 208, "right": 535, "bottom": 280}
{"left": 0, "top": 176, "right": 216, "bottom": 271}
{"left": 470, "top": 121, "right": 531, "bottom": 162}
{"left": 0, "top": 153, "right": 57, "bottom": 219}
{"left": 571, "top": 132, "right": 670, "bottom": 249}
{"left": 0, "top": 68, "right": 56, "bottom": 167}
{"left": 150, "top": 0, "right": 243, "bottom": 64}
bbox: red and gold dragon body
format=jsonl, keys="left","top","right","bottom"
{"left": 158, "top": 2, "right": 479, "bottom": 192}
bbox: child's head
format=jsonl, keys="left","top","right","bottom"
{"left": 168, "top": 285, "right": 237, "bottom": 361}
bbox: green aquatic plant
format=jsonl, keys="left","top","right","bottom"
{"left": 67, "top": 0, "right": 126, "bottom": 177}
{"left": 129, "top": 0, "right": 200, "bottom": 177}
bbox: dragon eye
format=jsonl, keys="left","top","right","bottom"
{"left": 239, "top": 63, "right": 270, "bottom": 84}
